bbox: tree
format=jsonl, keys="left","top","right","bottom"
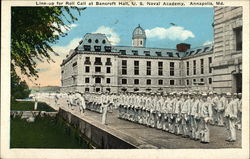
{"left": 11, "top": 69, "right": 31, "bottom": 101}
{"left": 11, "top": 7, "right": 85, "bottom": 78}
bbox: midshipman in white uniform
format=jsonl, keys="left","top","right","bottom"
{"left": 224, "top": 93, "right": 238, "bottom": 142}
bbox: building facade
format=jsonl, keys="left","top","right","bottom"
{"left": 212, "top": 7, "right": 242, "bottom": 93}
{"left": 61, "top": 7, "right": 242, "bottom": 94}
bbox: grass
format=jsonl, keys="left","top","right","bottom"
{"left": 11, "top": 101, "right": 56, "bottom": 112}
{"left": 10, "top": 116, "right": 91, "bottom": 149}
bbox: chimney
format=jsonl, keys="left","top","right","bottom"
{"left": 176, "top": 43, "right": 191, "bottom": 52}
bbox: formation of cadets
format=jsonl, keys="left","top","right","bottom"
{"left": 39, "top": 90, "right": 242, "bottom": 144}
{"left": 82, "top": 91, "right": 242, "bottom": 144}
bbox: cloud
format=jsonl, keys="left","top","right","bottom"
{"left": 53, "top": 23, "right": 78, "bottom": 35}
{"left": 93, "top": 26, "right": 120, "bottom": 45}
{"left": 203, "top": 40, "right": 213, "bottom": 46}
{"left": 145, "top": 26, "right": 195, "bottom": 41}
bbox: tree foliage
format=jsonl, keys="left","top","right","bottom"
{"left": 11, "top": 7, "right": 85, "bottom": 77}
{"left": 11, "top": 69, "right": 31, "bottom": 101}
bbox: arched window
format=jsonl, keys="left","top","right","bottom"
{"left": 140, "top": 40, "right": 143, "bottom": 45}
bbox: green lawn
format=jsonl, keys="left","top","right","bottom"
{"left": 11, "top": 101, "right": 56, "bottom": 112}
{"left": 10, "top": 117, "right": 91, "bottom": 149}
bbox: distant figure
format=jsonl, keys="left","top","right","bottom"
{"left": 101, "top": 93, "right": 109, "bottom": 125}
{"left": 34, "top": 94, "right": 38, "bottom": 110}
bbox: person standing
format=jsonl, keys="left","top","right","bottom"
{"left": 236, "top": 93, "right": 242, "bottom": 130}
{"left": 173, "top": 93, "right": 183, "bottom": 135}
{"left": 199, "top": 93, "right": 213, "bottom": 143}
{"left": 101, "top": 93, "right": 110, "bottom": 125}
{"left": 224, "top": 93, "right": 238, "bottom": 142}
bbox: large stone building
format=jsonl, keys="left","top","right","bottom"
{"left": 60, "top": 7, "right": 242, "bottom": 94}
{"left": 212, "top": 7, "right": 242, "bottom": 93}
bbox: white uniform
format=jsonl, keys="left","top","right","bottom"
{"left": 199, "top": 100, "right": 213, "bottom": 143}
{"left": 224, "top": 98, "right": 238, "bottom": 141}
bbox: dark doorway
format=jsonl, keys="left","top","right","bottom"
{"left": 234, "top": 73, "right": 242, "bottom": 93}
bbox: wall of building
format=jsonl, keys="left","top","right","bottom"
{"left": 212, "top": 7, "right": 242, "bottom": 93}
{"left": 182, "top": 51, "right": 213, "bottom": 91}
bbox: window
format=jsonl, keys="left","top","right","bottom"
{"left": 95, "top": 88, "right": 100, "bottom": 92}
{"left": 186, "top": 79, "right": 189, "bottom": 85}
{"left": 146, "top": 61, "right": 151, "bottom": 75}
{"left": 120, "top": 50, "right": 126, "bottom": 55}
{"left": 140, "top": 41, "right": 143, "bottom": 45}
{"left": 94, "top": 46, "right": 101, "bottom": 52}
{"left": 146, "top": 79, "right": 151, "bottom": 85}
{"left": 200, "top": 59, "right": 204, "bottom": 74}
{"left": 88, "top": 39, "right": 92, "bottom": 43}
{"left": 158, "top": 80, "right": 163, "bottom": 85}
{"left": 170, "top": 62, "right": 175, "bottom": 76}
{"left": 158, "top": 62, "right": 163, "bottom": 76}
{"left": 193, "top": 60, "right": 196, "bottom": 75}
{"left": 85, "top": 77, "right": 89, "bottom": 83}
{"left": 104, "top": 46, "right": 111, "bottom": 52}
{"left": 193, "top": 79, "right": 196, "bottom": 84}
{"left": 84, "top": 57, "right": 91, "bottom": 65}
{"left": 102, "top": 40, "right": 106, "bottom": 44}
{"left": 95, "top": 39, "right": 99, "bottom": 43}
{"left": 106, "top": 78, "right": 111, "bottom": 84}
{"left": 122, "top": 60, "right": 127, "bottom": 75}
{"left": 186, "top": 61, "right": 189, "bottom": 76}
{"left": 85, "top": 88, "right": 89, "bottom": 92}
{"left": 209, "top": 78, "right": 212, "bottom": 84}
{"left": 132, "top": 50, "right": 138, "bottom": 55}
{"left": 106, "top": 58, "right": 112, "bottom": 65}
{"left": 106, "top": 88, "right": 111, "bottom": 92}
{"left": 122, "top": 79, "right": 127, "bottom": 84}
{"left": 134, "top": 61, "right": 139, "bottom": 75}
{"left": 72, "top": 62, "right": 77, "bottom": 67}
{"left": 95, "top": 77, "right": 101, "bottom": 84}
{"left": 200, "top": 78, "right": 204, "bottom": 82}
{"left": 209, "top": 57, "right": 212, "bottom": 73}
{"left": 170, "top": 80, "right": 175, "bottom": 85}
{"left": 85, "top": 66, "right": 90, "bottom": 73}
{"left": 134, "top": 88, "right": 139, "bottom": 92}
{"left": 95, "top": 67, "right": 101, "bottom": 72}
{"left": 234, "top": 27, "right": 242, "bottom": 51}
{"left": 94, "top": 57, "right": 102, "bottom": 65}
{"left": 144, "top": 51, "right": 150, "bottom": 56}
{"left": 134, "top": 79, "right": 139, "bottom": 85}
{"left": 83, "top": 45, "right": 91, "bottom": 51}
{"left": 167, "top": 52, "right": 173, "bottom": 57}
{"left": 106, "top": 67, "right": 111, "bottom": 73}
{"left": 156, "top": 52, "right": 162, "bottom": 56}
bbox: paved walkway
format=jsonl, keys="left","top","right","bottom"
{"left": 78, "top": 109, "right": 241, "bottom": 149}
{"left": 40, "top": 97, "right": 241, "bottom": 149}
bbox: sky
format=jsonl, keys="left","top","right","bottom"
{"left": 23, "top": 7, "right": 214, "bottom": 87}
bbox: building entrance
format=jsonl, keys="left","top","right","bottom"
{"left": 233, "top": 73, "right": 242, "bottom": 93}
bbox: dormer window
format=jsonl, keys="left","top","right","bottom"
{"left": 84, "top": 45, "right": 91, "bottom": 51}
{"left": 104, "top": 46, "right": 111, "bottom": 52}
{"left": 167, "top": 52, "right": 173, "bottom": 57}
{"left": 94, "top": 46, "right": 101, "bottom": 52}
{"left": 176, "top": 53, "right": 180, "bottom": 57}
{"left": 144, "top": 51, "right": 150, "bottom": 56}
{"left": 132, "top": 50, "right": 138, "bottom": 55}
{"left": 120, "top": 50, "right": 126, "bottom": 55}
{"left": 195, "top": 49, "right": 202, "bottom": 54}
{"left": 156, "top": 52, "right": 162, "bottom": 56}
